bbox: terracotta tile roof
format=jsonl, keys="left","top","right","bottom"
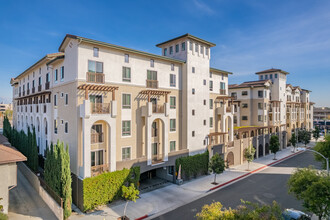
{"left": 229, "top": 79, "right": 271, "bottom": 89}
{"left": 255, "top": 68, "right": 289, "bottom": 75}
{"left": 0, "top": 135, "right": 26, "bottom": 165}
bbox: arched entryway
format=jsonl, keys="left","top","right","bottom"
{"left": 90, "top": 120, "right": 111, "bottom": 176}
{"left": 151, "top": 118, "right": 165, "bottom": 164}
{"left": 227, "top": 151, "right": 234, "bottom": 166}
{"left": 265, "top": 143, "right": 270, "bottom": 155}
{"left": 258, "top": 144, "right": 263, "bottom": 157}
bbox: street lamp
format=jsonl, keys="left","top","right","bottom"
{"left": 297, "top": 147, "right": 329, "bottom": 176}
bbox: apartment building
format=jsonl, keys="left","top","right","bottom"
{"left": 10, "top": 33, "right": 234, "bottom": 209}
{"left": 228, "top": 68, "right": 313, "bottom": 159}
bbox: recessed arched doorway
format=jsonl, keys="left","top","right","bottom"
{"left": 265, "top": 143, "right": 269, "bottom": 155}
{"left": 258, "top": 144, "right": 263, "bottom": 157}
{"left": 151, "top": 118, "right": 165, "bottom": 164}
{"left": 227, "top": 151, "right": 234, "bottom": 166}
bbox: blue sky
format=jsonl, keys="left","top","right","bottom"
{"left": 0, "top": 0, "right": 329, "bottom": 106}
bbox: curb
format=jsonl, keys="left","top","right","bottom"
{"left": 208, "top": 149, "right": 304, "bottom": 191}
{"left": 135, "top": 214, "right": 149, "bottom": 220}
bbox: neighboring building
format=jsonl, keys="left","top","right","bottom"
{"left": 313, "top": 107, "right": 330, "bottom": 132}
{"left": 10, "top": 34, "right": 234, "bottom": 209}
{"left": 0, "top": 104, "right": 12, "bottom": 113}
{"left": 0, "top": 135, "right": 27, "bottom": 214}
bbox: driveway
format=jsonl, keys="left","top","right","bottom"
{"left": 8, "top": 168, "right": 57, "bottom": 220}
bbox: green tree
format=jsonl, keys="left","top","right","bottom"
{"left": 269, "top": 135, "right": 280, "bottom": 160}
{"left": 196, "top": 200, "right": 282, "bottom": 220}
{"left": 314, "top": 135, "right": 330, "bottom": 170}
{"left": 313, "top": 126, "right": 320, "bottom": 142}
{"left": 288, "top": 167, "right": 330, "bottom": 220}
{"left": 209, "top": 153, "right": 225, "bottom": 184}
{"left": 122, "top": 183, "right": 139, "bottom": 218}
{"left": 243, "top": 145, "right": 256, "bottom": 170}
{"left": 302, "top": 130, "right": 311, "bottom": 147}
{"left": 290, "top": 133, "right": 297, "bottom": 152}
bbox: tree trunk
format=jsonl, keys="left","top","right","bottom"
{"left": 123, "top": 201, "right": 128, "bottom": 217}
{"left": 214, "top": 174, "right": 217, "bottom": 183}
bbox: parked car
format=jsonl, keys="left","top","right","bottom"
{"left": 282, "top": 209, "right": 311, "bottom": 220}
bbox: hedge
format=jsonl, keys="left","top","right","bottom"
{"left": 83, "top": 166, "right": 140, "bottom": 211}
{"left": 175, "top": 151, "right": 209, "bottom": 180}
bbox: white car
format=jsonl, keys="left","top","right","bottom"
{"left": 282, "top": 209, "right": 311, "bottom": 220}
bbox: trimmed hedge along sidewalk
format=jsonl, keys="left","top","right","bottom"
{"left": 83, "top": 166, "right": 140, "bottom": 212}
{"left": 175, "top": 151, "right": 209, "bottom": 180}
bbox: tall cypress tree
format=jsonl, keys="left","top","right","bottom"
{"left": 31, "top": 127, "right": 38, "bottom": 172}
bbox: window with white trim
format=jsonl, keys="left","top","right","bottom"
{"left": 122, "top": 67, "right": 131, "bottom": 82}
{"left": 122, "top": 147, "right": 131, "bottom": 160}
{"left": 170, "top": 119, "right": 176, "bottom": 132}
{"left": 170, "top": 74, "right": 176, "bottom": 87}
{"left": 122, "top": 121, "right": 131, "bottom": 136}
{"left": 122, "top": 94, "right": 131, "bottom": 109}
{"left": 170, "top": 141, "right": 176, "bottom": 152}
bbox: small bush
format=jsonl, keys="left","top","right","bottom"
{"left": 83, "top": 166, "right": 140, "bottom": 212}
{"left": 0, "top": 213, "right": 8, "bottom": 220}
{"left": 175, "top": 151, "right": 209, "bottom": 180}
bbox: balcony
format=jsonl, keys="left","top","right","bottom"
{"left": 91, "top": 133, "right": 104, "bottom": 144}
{"left": 32, "top": 87, "right": 35, "bottom": 93}
{"left": 87, "top": 72, "right": 104, "bottom": 84}
{"left": 38, "top": 85, "right": 42, "bottom": 92}
{"left": 91, "top": 163, "right": 109, "bottom": 177}
{"left": 152, "top": 104, "right": 164, "bottom": 114}
{"left": 220, "top": 89, "right": 226, "bottom": 95}
{"left": 90, "top": 103, "right": 110, "bottom": 114}
{"left": 45, "top": 82, "right": 50, "bottom": 90}
{"left": 27, "top": 89, "right": 30, "bottom": 95}
{"left": 146, "top": 80, "right": 158, "bottom": 89}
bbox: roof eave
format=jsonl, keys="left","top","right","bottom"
{"left": 156, "top": 33, "right": 216, "bottom": 47}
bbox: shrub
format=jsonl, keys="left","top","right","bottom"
{"left": 83, "top": 166, "right": 140, "bottom": 212}
{"left": 175, "top": 151, "right": 209, "bottom": 180}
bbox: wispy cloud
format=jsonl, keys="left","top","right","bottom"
{"left": 193, "top": 0, "right": 215, "bottom": 15}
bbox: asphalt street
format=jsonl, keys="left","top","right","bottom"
{"left": 152, "top": 151, "right": 322, "bottom": 220}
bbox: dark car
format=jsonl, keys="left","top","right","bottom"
{"left": 282, "top": 209, "right": 311, "bottom": 220}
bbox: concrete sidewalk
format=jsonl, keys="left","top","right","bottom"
{"left": 70, "top": 140, "right": 319, "bottom": 220}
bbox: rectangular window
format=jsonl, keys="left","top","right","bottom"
{"left": 203, "top": 99, "right": 206, "bottom": 105}
{"left": 192, "top": 131, "right": 195, "bottom": 137}
{"left": 168, "top": 166, "right": 174, "bottom": 175}
{"left": 203, "top": 119, "right": 206, "bottom": 125}
{"left": 258, "top": 90, "right": 263, "bottom": 98}
{"left": 60, "top": 66, "right": 64, "bottom": 80}
{"left": 203, "top": 79, "right": 206, "bottom": 85}
{"left": 46, "top": 73, "right": 49, "bottom": 83}
{"left": 192, "top": 88, "right": 195, "bottom": 94}
{"left": 210, "top": 117, "right": 213, "bottom": 128}
{"left": 32, "top": 80, "right": 35, "bottom": 88}
{"left": 258, "top": 103, "right": 263, "bottom": 110}
{"left": 54, "top": 119, "right": 58, "bottom": 134}
{"left": 55, "top": 69, "right": 58, "bottom": 82}
{"left": 164, "top": 48, "right": 167, "bottom": 56}
{"left": 181, "top": 42, "right": 185, "bottom": 51}
{"left": 152, "top": 143, "right": 158, "bottom": 155}
{"left": 242, "top": 116, "right": 248, "bottom": 120}
{"left": 270, "top": 74, "right": 273, "bottom": 79}
{"left": 54, "top": 94, "right": 57, "bottom": 106}
{"left": 88, "top": 60, "right": 103, "bottom": 73}
{"left": 258, "top": 115, "right": 263, "bottom": 122}
{"left": 122, "top": 147, "right": 131, "bottom": 160}
{"left": 170, "top": 119, "right": 176, "bottom": 132}
{"left": 175, "top": 44, "right": 179, "bottom": 53}
{"left": 242, "top": 91, "right": 248, "bottom": 96}
{"left": 93, "top": 47, "right": 99, "bottom": 57}
{"left": 206, "top": 47, "right": 209, "bottom": 55}
{"left": 170, "top": 46, "right": 173, "bottom": 54}
{"left": 122, "top": 94, "right": 131, "bottom": 109}
{"left": 91, "top": 150, "right": 104, "bottom": 166}
{"left": 192, "top": 109, "right": 195, "bottom": 115}
{"left": 65, "top": 94, "right": 68, "bottom": 105}
{"left": 65, "top": 122, "right": 68, "bottom": 133}
{"left": 122, "top": 121, "right": 131, "bottom": 136}
{"left": 209, "top": 99, "right": 213, "bottom": 109}
{"left": 242, "top": 103, "right": 248, "bottom": 108}
{"left": 170, "top": 74, "right": 176, "bottom": 87}
{"left": 275, "top": 74, "right": 278, "bottom": 78}
{"left": 210, "top": 72, "right": 212, "bottom": 78}
{"left": 39, "top": 77, "right": 42, "bottom": 85}
{"left": 201, "top": 46, "right": 204, "bottom": 54}
{"left": 147, "top": 70, "right": 157, "bottom": 80}
{"left": 171, "top": 63, "right": 174, "bottom": 71}
{"left": 195, "top": 44, "right": 198, "bottom": 52}
{"left": 192, "top": 67, "right": 195, "bottom": 73}
{"left": 150, "top": 59, "right": 154, "bottom": 67}
{"left": 170, "top": 96, "right": 176, "bottom": 109}
{"left": 265, "top": 75, "right": 268, "bottom": 79}
{"left": 170, "top": 141, "right": 176, "bottom": 152}
{"left": 122, "top": 67, "right": 131, "bottom": 82}
{"left": 190, "top": 41, "right": 193, "bottom": 50}
{"left": 125, "top": 54, "right": 129, "bottom": 63}
{"left": 209, "top": 81, "right": 213, "bottom": 91}
{"left": 260, "top": 75, "right": 263, "bottom": 80}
